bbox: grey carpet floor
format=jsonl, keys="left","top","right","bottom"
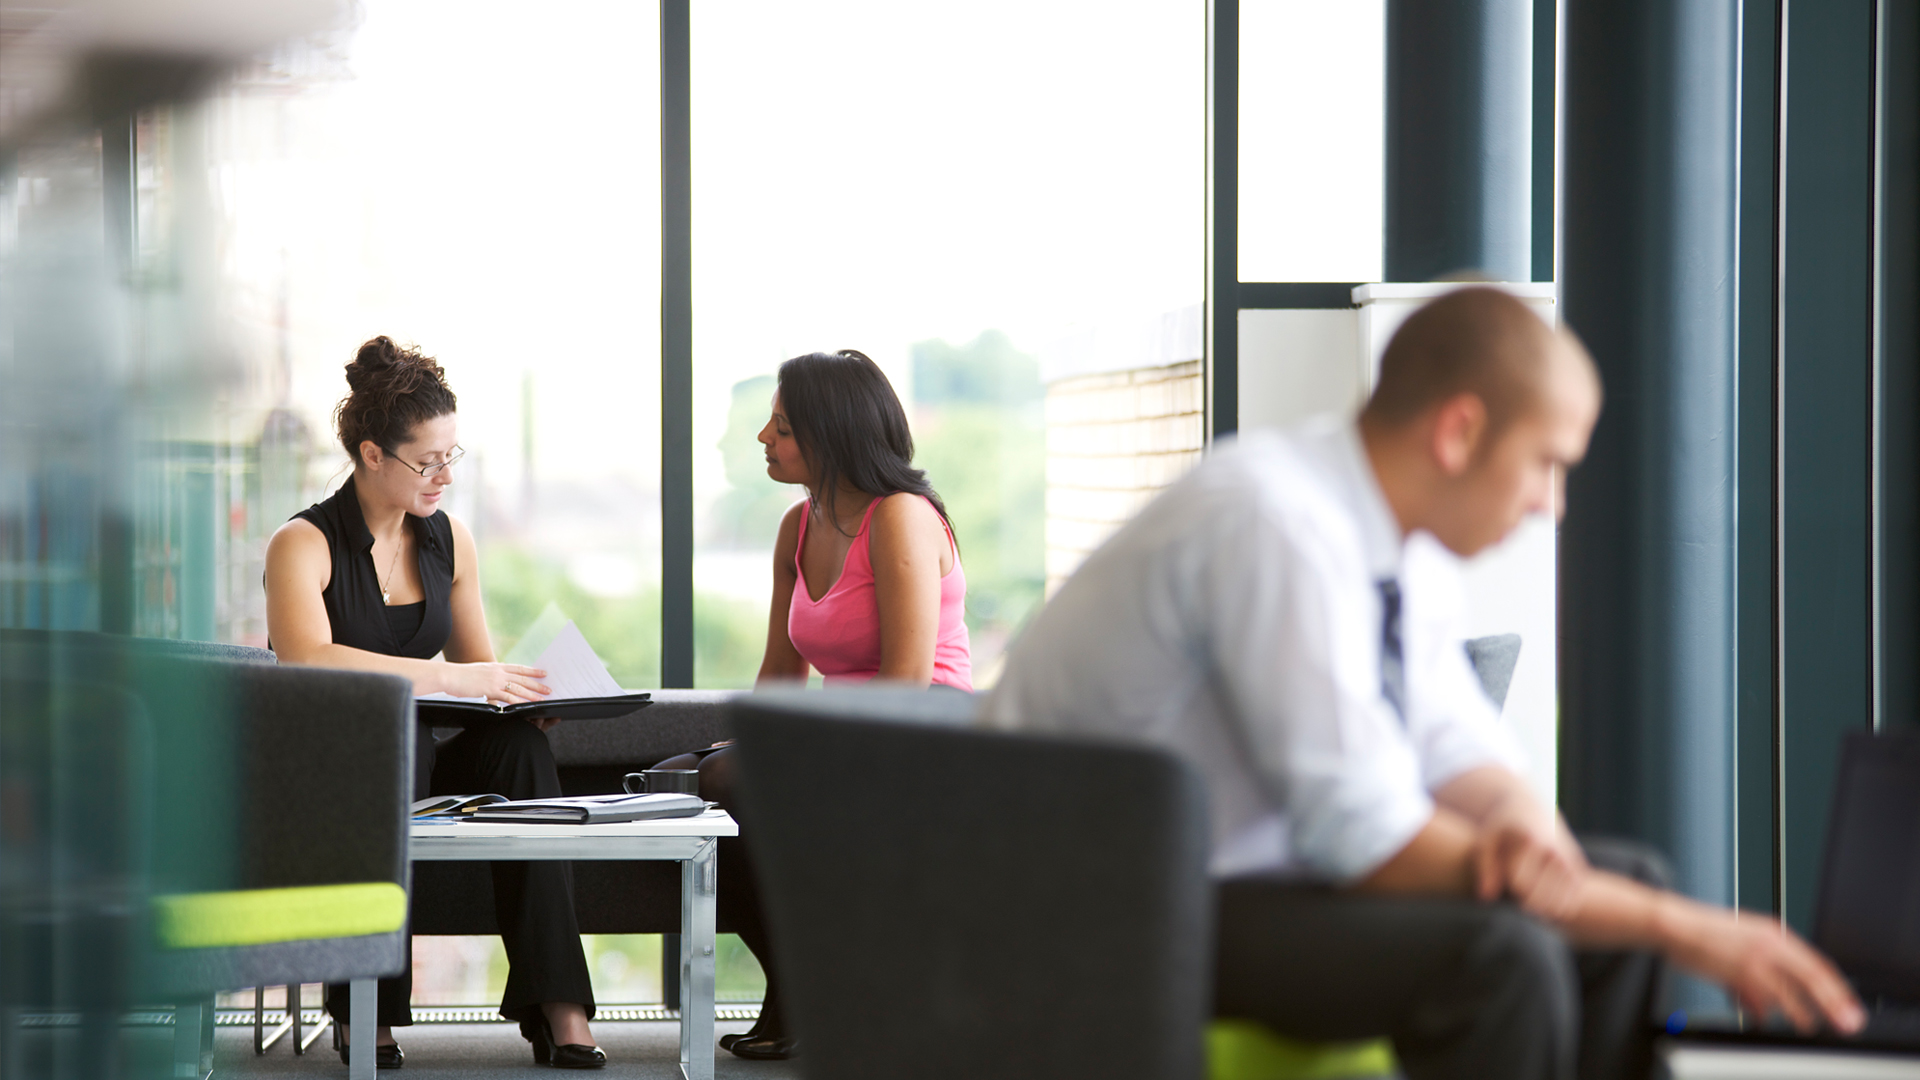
{"left": 210, "top": 1021, "right": 799, "bottom": 1080}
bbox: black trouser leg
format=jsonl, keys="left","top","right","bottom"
{"left": 1573, "top": 839, "right": 1673, "bottom": 1080}
{"left": 653, "top": 746, "right": 783, "bottom": 1038}
{"left": 1214, "top": 879, "right": 1578, "bottom": 1080}
{"left": 432, "top": 717, "right": 595, "bottom": 1025}
{"left": 325, "top": 722, "right": 437, "bottom": 1029}
{"left": 1213, "top": 838, "right": 1672, "bottom": 1080}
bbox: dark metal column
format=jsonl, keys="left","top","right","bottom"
{"left": 1733, "top": 0, "right": 1782, "bottom": 918}
{"left": 1385, "top": 0, "right": 1533, "bottom": 282}
{"left": 1776, "top": 0, "right": 1878, "bottom": 932}
{"left": 661, "top": 0, "right": 694, "bottom": 687}
{"left": 1558, "top": 0, "right": 1741, "bottom": 953}
{"left": 1205, "top": 0, "right": 1239, "bottom": 441}
{"left": 1531, "top": 0, "right": 1557, "bottom": 282}
{"left": 1878, "top": 0, "right": 1920, "bottom": 742}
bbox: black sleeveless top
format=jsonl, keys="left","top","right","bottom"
{"left": 291, "top": 476, "right": 455, "bottom": 659}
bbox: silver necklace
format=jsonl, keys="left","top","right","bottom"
{"left": 378, "top": 529, "right": 405, "bottom": 605}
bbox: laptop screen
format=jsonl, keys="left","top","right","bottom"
{"left": 1811, "top": 730, "right": 1920, "bottom": 1003}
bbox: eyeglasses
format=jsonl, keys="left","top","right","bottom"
{"left": 394, "top": 446, "right": 465, "bottom": 479}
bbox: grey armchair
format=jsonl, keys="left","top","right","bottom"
{"left": 0, "top": 630, "right": 413, "bottom": 1077}
{"left": 731, "top": 687, "right": 1213, "bottom": 1080}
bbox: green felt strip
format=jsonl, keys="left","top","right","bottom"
{"left": 152, "top": 882, "right": 406, "bottom": 949}
{"left": 1207, "top": 1019, "right": 1397, "bottom": 1080}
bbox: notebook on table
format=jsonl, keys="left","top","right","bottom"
{"left": 413, "top": 792, "right": 709, "bottom": 825}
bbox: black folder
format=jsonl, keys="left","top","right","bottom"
{"left": 414, "top": 692, "right": 652, "bottom": 726}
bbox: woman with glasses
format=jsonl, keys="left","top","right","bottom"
{"left": 653, "top": 349, "right": 972, "bottom": 1061}
{"left": 264, "top": 336, "right": 606, "bottom": 1070}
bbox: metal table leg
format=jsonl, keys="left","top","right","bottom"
{"left": 172, "top": 996, "right": 212, "bottom": 1080}
{"left": 679, "top": 839, "right": 717, "bottom": 1080}
{"left": 349, "top": 979, "right": 376, "bottom": 1080}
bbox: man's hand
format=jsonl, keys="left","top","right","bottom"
{"left": 1658, "top": 900, "right": 1864, "bottom": 1034}
{"left": 1358, "top": 799, "right": 1587, "bottom": 904}
{"left": 1446, "top": 769, "right": 1590, "bottom": 920}
{"left": 1472, "top": 814, "right": 1588, "bottom": 920}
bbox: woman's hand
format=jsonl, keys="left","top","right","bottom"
{"left": 443, "top": 662, "right": 551, "bottom": 705}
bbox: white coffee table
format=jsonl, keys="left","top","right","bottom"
{"left": 342, "top": 810, "right": 739, "bottom": 1080}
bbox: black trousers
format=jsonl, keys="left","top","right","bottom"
{"left": 327, "top": 718, "right": 596, "bottom": 1028}
{"left": 650, "top": 745, "right": 787, "bottom": 1038}
{"left": 1214, "top": 838, "right": 1671, "bottom": 1080}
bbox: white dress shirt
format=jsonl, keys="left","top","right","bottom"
{"left": 981, "top": 420, "right": 1529, "bottom": 882}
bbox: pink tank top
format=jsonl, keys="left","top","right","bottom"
{"left": 787, "top": 495, "right": 973, "bottom": 691}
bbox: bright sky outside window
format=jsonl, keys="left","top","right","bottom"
{"left": 688, "top": 0, "right": 1205, "bottom": 686}
{"left": 1238, "top": 0, "right": 1386, "bottom": 282}
{"left": 211, "top": 0, "right": 665, "bottom": 684}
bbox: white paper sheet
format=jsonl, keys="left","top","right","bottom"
{"left": 503, "top": 601, "right": 570, "bottom": 667}
{"left": 530, "top": 620, "right": 626, "bottom": 699}
{"left": 419, "top": 613, "right": 626, "bottom": 705}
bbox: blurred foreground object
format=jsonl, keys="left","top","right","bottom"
{"left": 0, "top": 632, "right": 413, "bottom": 1078}
{"left": 1, "top": 0, "right": 349, "bottom": 143}
{"left": 3, "top": 1, "right": 358, "bottom": 1075}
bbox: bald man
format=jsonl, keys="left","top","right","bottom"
{"left": 982, "top": 288, "right": 1860, "bottom": 1080}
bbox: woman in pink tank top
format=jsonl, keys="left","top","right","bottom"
{"left": 650, "top": 349, "right": 970, "bottom": 1061}
{"left": 754, "top": 349, "right": 971, "bottom": 689}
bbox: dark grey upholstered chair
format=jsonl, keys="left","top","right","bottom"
{"left": 144, "top": 656, "right": 412, "bottom": 1074}
{"left": 9, "top": 635, "right": 734, "bottom": 939}
{"left": 0, "top": 627, "right": 278, "bottom": 667}
{"left": 731, "top": 687, "right": 1213, "bottom": 1080}
{"left": 1465, "top": 633, "right": 1522, "bottom": 711}
{"left": 139, "top": 660, "right": 414, "bottom": 993}
{"left": 0, "top": 629, "right": 412, "bottom": 1072}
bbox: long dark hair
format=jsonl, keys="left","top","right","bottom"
{"left": 777, "top": 349, "right": 952, "bottom": 539}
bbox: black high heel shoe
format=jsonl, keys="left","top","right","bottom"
{"left": 726, "top": 1034, "right": 797, "bottom": 1060}
{"left": 335, "top": 1041, "right": 404, "bottom": 1069}
{"left": 524, "top": 1014, "right": 607, "bottom": 1069}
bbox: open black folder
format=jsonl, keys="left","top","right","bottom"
{"left": 464, "top": 792, "right": 708, "bottom": 825}
{"left": 414, "top": 692, "right": 652, "bottom": 726}
{"left": 413, "top": 791, "right": 707, "bottom": 824}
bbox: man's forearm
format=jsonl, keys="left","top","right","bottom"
{"left": 1553, "top": 867, "right": 1698, "bottom": 950}
{"left": 1354, "top": 810, "right": 1479, "bottom": 895}
{"left": 1434, "top": 766, "right": 1562, "bottom": 838}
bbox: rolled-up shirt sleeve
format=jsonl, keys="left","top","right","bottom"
{"left": 1195, "top": 506, "right": 1437, "bottom": 884}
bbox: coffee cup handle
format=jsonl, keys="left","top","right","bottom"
{"left": 622, "top": 772, "right": 648, "bottom": 795}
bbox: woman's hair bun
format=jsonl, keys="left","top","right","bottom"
{"left": 335, "top": 336, "right": 458, "bottom": 463}
{"left": 345, "top": 335, "right": 405, "bottom": 391}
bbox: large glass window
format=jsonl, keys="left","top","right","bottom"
{"left": 196, "top": 0, "right": 680, "bottom": 1008}
{"left": 1238, "top": 0, "right": 1385, "bottom": 282}
{"left": 209, "top": 0, "right": 664, "bottom": 683}
{"left": 690, "top": 0, "right": 1204, "bottom": 686}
